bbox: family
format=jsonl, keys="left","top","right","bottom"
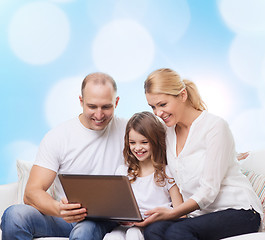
{"left": 1, "top": 69, "right": 263, "bottom": 240}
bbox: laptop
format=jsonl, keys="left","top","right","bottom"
{"left": 58, "top": 174, "right": 143, "bottom": 222}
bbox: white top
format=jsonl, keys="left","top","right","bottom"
{"left": 34, "top": 116, "right": 127, "bottom": 200}
{"left": 166, "top": 111, "right": 263, "bottom": 219}
{"left": 116, "top": 165, "right": 176, "bottom": 218}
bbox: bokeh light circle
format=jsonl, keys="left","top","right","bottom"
{"left": 229, "top": 35, "right": 265, "bottom": 87}
{"left": 231, "top": 109, "right": 265, "bottom": 152}
{"left": 45, "top": 77, "right": 82, "bottom": 128}
{"left": 8, "top": 1, "right": 70, "bottom": 65}
{"left": 219, "top": 0, "right": 265, "bottom": 34}
{"left": 92, "top": 19, "right": 155, "bottom": 82}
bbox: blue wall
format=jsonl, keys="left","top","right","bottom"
{"left": 1, "top": 0, "right": 265, "bottom": 184}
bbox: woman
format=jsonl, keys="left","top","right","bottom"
{"left": 135, "top": 68, "right": 263, "bottom": 240}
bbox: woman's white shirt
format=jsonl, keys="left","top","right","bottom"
{"left": 166, "top": 110, "right": 263, "bottom": 219}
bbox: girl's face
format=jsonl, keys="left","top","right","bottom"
{"left": 129, "top": 129, "right": 152, "bottom": 162}
{"left": 146, "top": 92, "right": 185, "bottom": 127}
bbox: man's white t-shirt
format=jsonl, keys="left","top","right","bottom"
{"left": 34, "top": 116, "right": 127, "bottom": 200}
{"left": 166, "top": 110, "right": 263, "bottom": 219}
{"left": 116, "top": 164, "right": 175, "bottom": 218}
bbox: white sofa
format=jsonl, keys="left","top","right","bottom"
{"left": 1, "top": 150, "right": 265, "bottom": 240}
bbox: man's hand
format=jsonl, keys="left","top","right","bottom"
{"left": 59, "top": 197, "right": 87, "bottom": 223}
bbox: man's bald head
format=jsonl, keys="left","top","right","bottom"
{"left": 81, "top": 72, "right": 117, "bottom": 97}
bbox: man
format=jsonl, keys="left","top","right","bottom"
{"left": 1, "top": 72, "right": 127, "bottom": 239}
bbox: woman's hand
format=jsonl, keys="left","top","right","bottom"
{"left": 237, "top": 152, "right": 249, "bottom": 161}
{"left": 59, "top": 197, "right": 87, "bottom": 223}
{"left": 134, "top": 207, "right": 176, "bottom": 227}
{"left": 120, "top": 222, "right": 135, "bottom": 226}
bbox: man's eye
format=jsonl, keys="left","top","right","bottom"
{"left": 102, "top": 106, "right": 111, "bottom": 110}
{"left": 88, "top": 106, "right": 97, "bottom": 109}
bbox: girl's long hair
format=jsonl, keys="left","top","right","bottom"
{"left": 123, "top": 111, "right": 173, "bottom": 186}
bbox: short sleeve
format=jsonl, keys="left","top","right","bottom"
{"left": 165, "top": 166, "right": 176, "bottom": 190}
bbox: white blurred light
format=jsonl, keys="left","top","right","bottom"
{"left": 8, "top": 1, "right": 70, "bottom": 65}
{"left": 229, "top": 35, "right": 265, "bottom": 87}
{"left": 92, "top": 19, "right": 155, "bottom": 82}
{"left": 219, "top": 0, "right": 265, "bottom": 34}
{"left": 50, "top": 0, "right": 74, "bottom": 2}
{"left": 45, "top": 77, "right": 82, "bottom": 128}
{"left": 5, "top": 141, "right": 39, "bottom": 182}
{"left": 231, "top": 109, "right": 265, "bottom": 152}
{"left": 113, "top": 0, "right": 150, "bottom": 20}
{"left": 196, "top": 76, "right": 235, "bottom": 119}
{"left": 257, "top": 75, "right": 265, "bottom": 108}
{"left": 144, "top": 0, "right": 190, "bottom": 44}
{"left": 7, "top": 141, "right": 38, "bottom": 162}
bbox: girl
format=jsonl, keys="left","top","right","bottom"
{"left": 104, "top": 111, "right": 184, "bottom": 240}
{"left": 137, "top": 68, "right": 263, "bottom": 240}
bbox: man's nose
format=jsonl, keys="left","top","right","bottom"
{"left": 95, "top": 108, "right": 104, "bottom": 119}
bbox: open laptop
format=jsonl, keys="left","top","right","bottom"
{"left": 58, "top": 174, "right": 143, "bottom": 222}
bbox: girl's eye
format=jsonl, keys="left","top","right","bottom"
{"left": 129, "top": 141, "right": 135, "bottom": 144}
{"left": 160, "top": 103, "right": 166, "bottom": 107}
{"left": 142, "top": 141, "right": 149, "bottom": 144}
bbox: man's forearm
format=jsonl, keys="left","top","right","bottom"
{"left": 24, "top": 189, "right": 60, "bottom": 216}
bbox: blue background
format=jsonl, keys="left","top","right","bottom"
{"left": 1, "top": 0, "right": 265, "bottom": 184}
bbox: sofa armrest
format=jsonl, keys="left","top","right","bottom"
{"left": 0, "top": 182, "right": 18, "bottom": 219}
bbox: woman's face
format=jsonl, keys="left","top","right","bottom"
{"left": 146, "top": 93, "right": 184, "bottom": 127}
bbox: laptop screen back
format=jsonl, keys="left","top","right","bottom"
{"left": 58, "top": 174, "right": 143, "bottom": 222}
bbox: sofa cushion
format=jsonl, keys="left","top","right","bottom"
{"left": 221, "top": 232, "right": 265, "bottom": 239}
{"left": 17, "top": 160, "right": 57, "bottom": 203}
{"left": 242, "top": 169, "right": 265, "bottom": 231}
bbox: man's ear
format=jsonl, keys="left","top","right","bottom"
{"left": 115, "top": 96, "right": 120, "bottom": 108}
{"left": 79, "top": 95, "right": 83, "bottom": 107}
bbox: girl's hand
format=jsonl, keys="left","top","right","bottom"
{"left": 134, "top": 207, "right": 176, "bottom": 227}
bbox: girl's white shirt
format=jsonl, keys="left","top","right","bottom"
{"left": 116, "top": 165, "right": 175, "bottom": 218}
{"left": 165, "top": 110, "right": 263, "bottom": 220}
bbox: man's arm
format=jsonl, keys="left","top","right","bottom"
{"left": 24, "top": 165, "right": 87, "bottom": 222}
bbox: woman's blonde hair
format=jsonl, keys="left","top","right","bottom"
{"left": 144, "top": 68, "right": 207, "bottom": 111}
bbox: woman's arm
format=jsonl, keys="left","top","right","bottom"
{"left": 169, "top": 184, "right": 183, "bottom": 208}
{"left": 134, "top": 198, "right": 199, "bottom": 227}
{"left": 135, "top": 184, "right": 199, "bottom": 227}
